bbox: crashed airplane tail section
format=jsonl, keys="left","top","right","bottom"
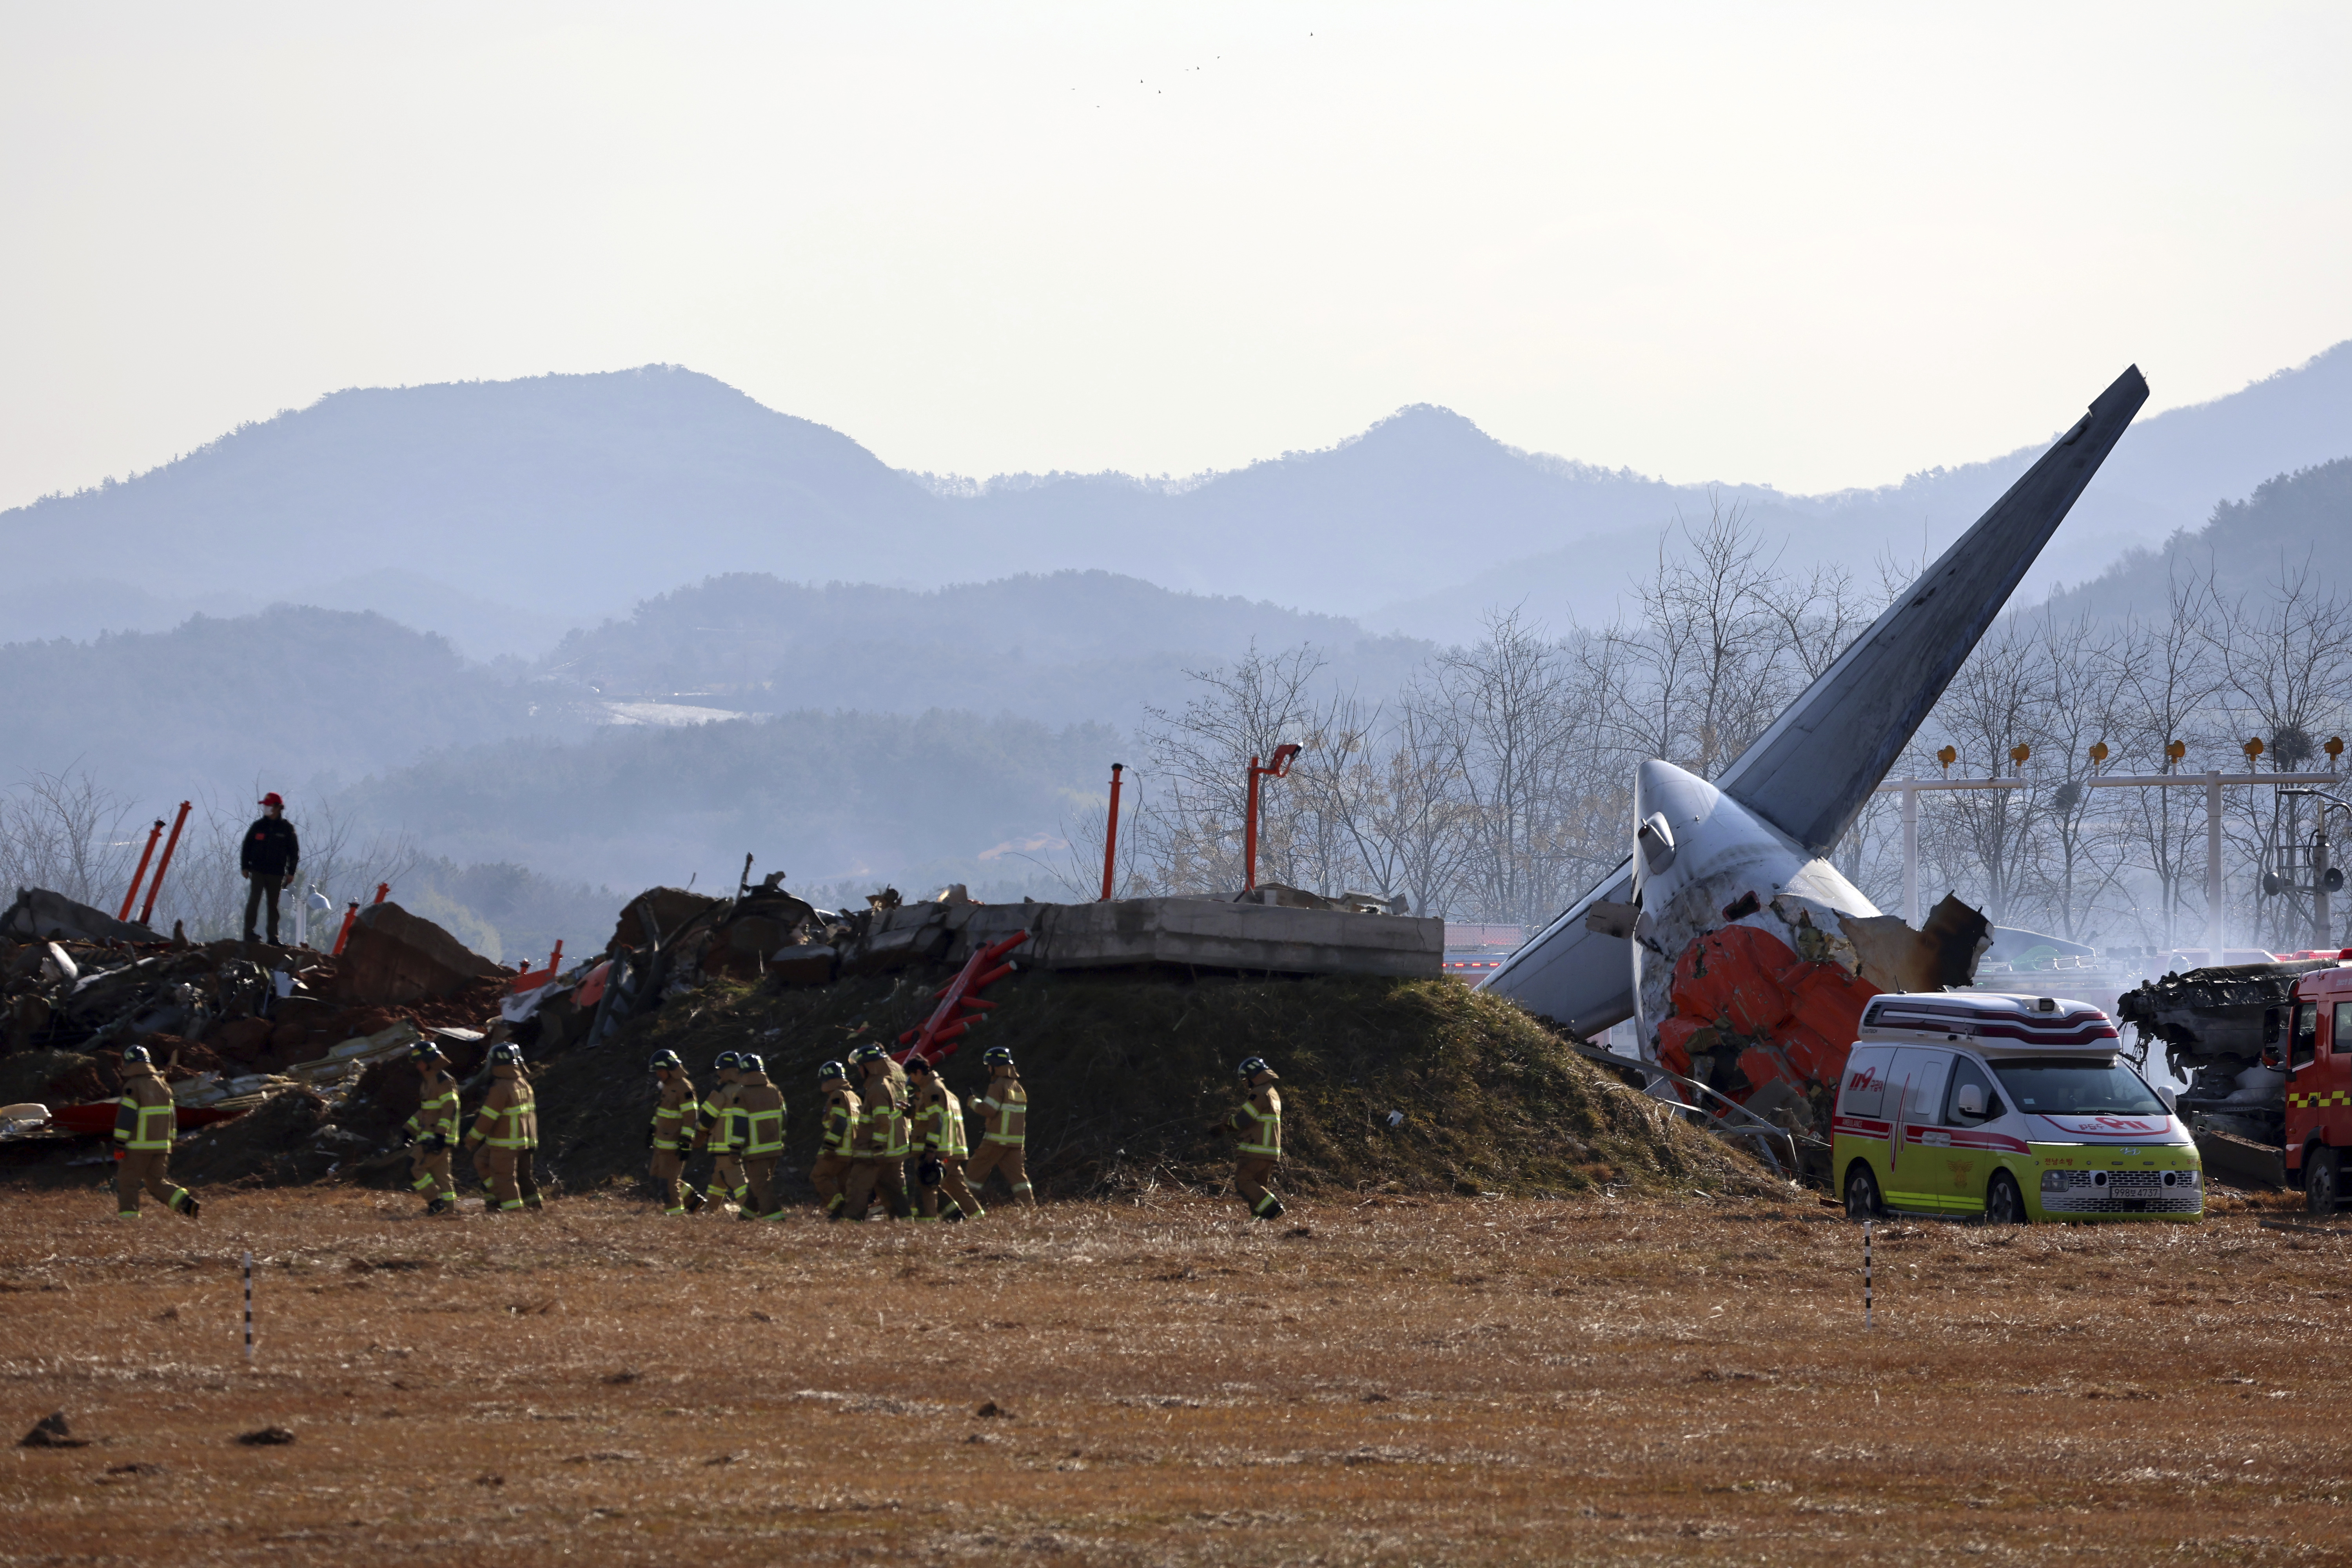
{"left": 1483, "top": 366, "right": 2143, "bottom": 1142}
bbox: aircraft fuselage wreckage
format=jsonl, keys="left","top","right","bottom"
{"left": 1481, "top": 366, "right": 2150, "bottom": 1146}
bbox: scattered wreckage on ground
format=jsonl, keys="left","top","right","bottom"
{"left": 0, "top": 871, "right": 1450, "bottom": 1191}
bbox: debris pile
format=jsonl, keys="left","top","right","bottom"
{"left": 5, "top": 873, "right": 1767, "bottom": 1202}
{"left": 1, "top": 885, "right": 509, "bottom": 1170}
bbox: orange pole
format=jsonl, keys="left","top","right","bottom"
{"left": 1245, "top": 757, "right": 1261, "bottom": 891}
{"left": 1100, "top": 764, "right": 1124, "bottom": 900}
{"left": 138, "top": 801, "right": 192, "bottom": 925}
{"left": 373, "top": 882, "right": 389, "bottom": 905}
{"left": 333, "top": 901, "right": 360, "bottom": 956}
{"left": 118, "top": 819, "right": 165, "bottom": 921}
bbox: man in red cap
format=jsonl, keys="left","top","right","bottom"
{"left": 241, "top": 793, "right": 301, "bottom": 945}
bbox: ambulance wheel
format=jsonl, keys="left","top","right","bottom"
{"left": 2306, "top": 1146, "right": 2342, "bottom": 1215}
{"left": 1984, "top": 1171, "right": 2027, "bottom": 1226}
{"left": 1843, "top": 1162, "right": 1883, "bottom": 1221}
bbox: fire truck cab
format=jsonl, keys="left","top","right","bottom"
{"left": 2285, "top": 964, "right": 2352, "bottom": 1210}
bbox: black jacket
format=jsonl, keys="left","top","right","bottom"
{"left": 241, "top": 816, "right": 300, "bottom": 878}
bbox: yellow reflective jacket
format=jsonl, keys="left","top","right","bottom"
{"left": 472, "top": 1072, "right": 538, "bottom": 1150}
{"left": 113, "top": 1068, "right": 176, "bottom": 1152}
{"left": 820, "top": 1085, "right": 862, "bottom": 1156}
{"left": 912, "top": 1082, "right": 968, "bottom": 1157}
{"left": 977, "top": 1073, "right": 1027, "bottom": 1146}
{"left": 407, "top": 1069, "right": 460, "bottom": 1143}
{"left": 735, "top": 1077, "right": 786, "bottom": 1156}
{"left": 651, "top": 1071, "right": 698, "bottom": 1151}
{"left": 1227, "top": 1086, "right": 1281, "bottom": 1157}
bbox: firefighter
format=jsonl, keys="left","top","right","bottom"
{"left": 1210, "top": 1056, "right": 1285, "bottom": 1220}
{"left": 692, "top": 1051, "right": 748, "bottom": 1212}
{"left": 842, "top": 1044, "right": 911, "bottom": 1221}
{"left": 462, "top": 1043, "right": 538, "bottom": 1213}
{"left": 111, "top": 1045, "right": 198, "bottom": 1220}
{"left": 905, "top": 1055, "right": 977, "bottom": 1222}
{"left": 734, "top": 1053, "right": 788, "bottom": 1221}
{"left": 962, "top": 1046, "right": 1034, "bottom": 1208}
{"left": 404, "top": 1042, "right": 461, "bottom": 1216}
{"left": 646, "top": 1049, "right": 704, "bottom": 1216}
{"left": 810, "top": 1060, "right": 861, "bottom": 1221}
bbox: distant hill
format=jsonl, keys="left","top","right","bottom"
{"left": 0, "top": 606, "right": 578, "bottom": 807}
{"left": 7, "top": 343, "right": 2348, "bottom": 653}
{"left": 1368, "top": 343, "right": 2352, "bottom": 639}
{"left": 335, "top": 709, "right": 1122, "bottom": 897}
{"left": 542, "top": 570, "right": 1430, "bottom": 730}
{"left": 2044, "top": 457, "right": 2352, "bottom": 621}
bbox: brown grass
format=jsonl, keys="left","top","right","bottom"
{"left": 1, "top": 1186, "right": 2347, "bottom": 1565}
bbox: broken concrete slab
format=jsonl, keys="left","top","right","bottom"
{"left": 1, "top": 888, "right": 160, "bottom": 946}
{"left": 330, "top": 901, "right": 508, "bottom": 1005}
{"left": 851, "top": 896, "right": 1443, "bottom": 980}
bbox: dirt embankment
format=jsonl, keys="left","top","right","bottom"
{"left": 531, "top": 966, "right": 1779, "bottom": 1203}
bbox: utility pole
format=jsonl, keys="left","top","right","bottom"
{"left": 2205, "top": 769, "right": 2224, "bottom": 959}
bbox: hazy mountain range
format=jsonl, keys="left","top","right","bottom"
{"left": 7, "top": 341, "right": 2349, "bottom": 658}
{"left": 3, "top": 341, "right": 2348, "bottom": 948}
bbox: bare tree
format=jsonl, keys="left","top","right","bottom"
{"left": 0, "top": 769, "right": 141, "bottom": 910}
{"left": 1134, "top": 644, "right": 1329, "bottom": 896}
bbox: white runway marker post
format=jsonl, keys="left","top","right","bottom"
{"left": 1863, "top": 1221, "right": 1874, "bottom": 1330}
{"left": 243, "top": 1250, "right": 255, "bottom": 1363}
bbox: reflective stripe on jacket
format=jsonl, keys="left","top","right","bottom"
{"left": 913, "top": 1085, "right": 969, "bottom": 1156}
{"left": 475, "top": 1078, "right": 538, "bottom": 1149}
{"left": 1230, "top": 1087, "right": 1281, "bottom": 1156}
{"left": 854, "top": 1083, "right": 906, "bottom": 1158}
{"left": 114, "top": 1076, "right": 176, "bottom": 1151}
{"left": 652, "top": 1074, "right": 697, "bottom": 1151}
{"left": 407, "top": 1072, "right": 460, "bottom": 1141}
{"left": 979, "top": 1077, "right": 1027, "bottom": 1145}
{"left": 698, "top": 1085, "right": 743, "bottom": 1151}
{"left": 820, "top": 1088, "right": 862, "bottom": 1155}
{"left": 737, "top": 1080, "right": 786, "bottom": 1156}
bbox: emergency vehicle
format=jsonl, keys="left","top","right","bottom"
{"left": 2278, "top": 961, "right": 2352, "bottom": 1210}
{"left": 1832, "top": 991, "right": 2202, "bottom": 1223}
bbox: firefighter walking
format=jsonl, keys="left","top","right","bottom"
{"left": 811, "top": 1060, "right": 860, "bottom": 1220}
{"left": 963, "top": 1046, "right": 1034, "bottom": 1209}
{"left": 906, "top": 1055, "right": 977, "bottom": 1222}
{"left": 1212, "top": 1056, "right": 1286, "bottom": 1220}
{"left": 842, "top": 1044, "right": 911, "bottom": 1220}
{"left": 734, "top": 1053, "right": 787, "bottom": 1221}
{"left": 463, "top": 1044, "right": 538, "bottom": 1213}
{"left": 405, "top": 1042, "right": 461, "bottom": 1216}
{"left": 111, "top": 1045, "right": 199, "bottom": 1220}
{"left": 647, "top": 1049, "right": 704, "bottom": 1216}
{"left": 693, "top": 1052, "right": 748, "bottom": 1212}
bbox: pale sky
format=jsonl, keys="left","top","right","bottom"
{"left": 4, "top": 2, "right": 2347, "bottom": 510}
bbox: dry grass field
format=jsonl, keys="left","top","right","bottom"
{"left": 3, "top": 1184, "right": 2347, "bottom": 1566}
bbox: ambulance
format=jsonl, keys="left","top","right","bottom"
{"left": 1831, "top": 992, "right": 2202, "bottom": 1223}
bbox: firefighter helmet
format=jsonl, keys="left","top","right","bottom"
{"left": 848, "top": 1043, "right": 887, "bottom": 1067}
{"left": 982, "top": 1046, "right": 1015, "bottom": 1069}
{"left": 739, "top": 1053, "right": 766, "bottom": 1076}
{"left": 488, "top": 1042, "right": 524, "bottom": 1069}
{"left": 648, "top": 1049, "right": 682, "bottom": 1072}
{"left": 816, "top": 1059, "right": 848, "bottom": 1082}
{"left": 1238, "top": 1056, "right": 1277, "bottom": 1082}
{"left": 409, "top": 1041, "right": 448, "bottom": 1065}
{"left": 121, "top": 1044, "right": 152, "bottom": 1067}
{"left": 714, "top": 1050, "right": 742, "bottom": 1072}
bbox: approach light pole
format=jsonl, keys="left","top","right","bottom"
{"left": 1100, "top": 763, "right": 1124, "bottom": 901}
{"left": 1244, "top": 745, "right": 1302, "bottom": 893}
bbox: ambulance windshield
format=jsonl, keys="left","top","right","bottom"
{"left": 1989, "top": 1058, "right": 2166, "bottom": 1117}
